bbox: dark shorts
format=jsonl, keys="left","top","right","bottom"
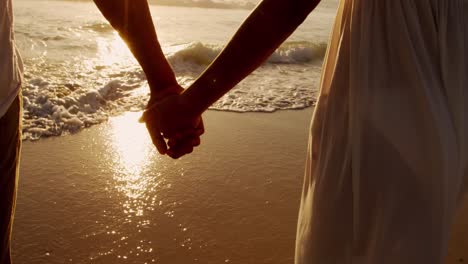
{"left": 0, "top": 94, "right": 22, "bottom": 264}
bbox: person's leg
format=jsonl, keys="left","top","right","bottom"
{"left": 0, "top": 94, "right": 22, "bottom": 264}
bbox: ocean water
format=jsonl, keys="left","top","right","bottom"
{"left": 12, "top": 2, "right": 340, "bottom": 264}
{"left": 14, "top": 0, "right": 337, "bottom": 140}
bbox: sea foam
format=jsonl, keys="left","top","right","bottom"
{"left": 21, "top": 41, "right": 325, "bottom": 140}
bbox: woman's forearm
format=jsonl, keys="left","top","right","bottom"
{"left": 93, "top": 0, "right": 177, "bottom": 96}
{"left": 183, "top": 0, "right": 321, "bottom": 116}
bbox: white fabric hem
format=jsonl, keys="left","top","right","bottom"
{"left": 0, "top": 82, "right": 20, "bottom": 119}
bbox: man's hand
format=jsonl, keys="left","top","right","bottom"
{"left": 140, "top": 88, "right": 204, "bottom": 159}
{"left": 92, "top": 0, "right": 202, "bottom": 158}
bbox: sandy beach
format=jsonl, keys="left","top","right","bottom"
{"left": 11, "top": 108, "right": 468, "bottom": 264}
{"left": 13, "top": 109, "right": 311, "bottom": 264}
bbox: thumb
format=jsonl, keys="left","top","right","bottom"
{"left": 138, "top": 112, "right": 146, "bottom": 123}
{"left": 140, "top": 99, "right": 160, "bottom": 123}
{"left": 139, "top": 104, "right": 157, "bottom": 123}
{"left": 143, "top": 120, "right": 168, "bottom": 155}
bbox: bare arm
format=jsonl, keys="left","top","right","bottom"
{"left": 94, "top": 0, "right": 205, "bottom": 156}
{"left": 93, "top": 0, "right": 178, "bottom": 99}
{"left": 183, "top": 0, "right": 321, "bottom": 116}
{"left": 141, "top": 0, "right": 320, "bottom": 158}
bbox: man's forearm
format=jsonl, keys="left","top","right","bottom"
{"left": 93, "top": 0, "right": 177, "bottom": 96}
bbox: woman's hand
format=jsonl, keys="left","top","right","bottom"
{"left": 141, "top": 88, "right": 204, "bottom": 159}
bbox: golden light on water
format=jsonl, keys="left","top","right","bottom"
{"left": 96, "top": 32, "right": 133, "bottom": 66}
{"left": 111, "top": 113, "right": 150, "bottom": 171}
{"left": 108, "top": 112, "right": 156, "bottom": 202}
{"left": 94, "top": 112, "right": 163, "bottom": 261}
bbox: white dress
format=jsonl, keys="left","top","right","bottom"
{"left": 0, "top": 0, "right": 23, "bottom": 118}
{"left": 295, "top": 0, "right": 468, "bottom": 263}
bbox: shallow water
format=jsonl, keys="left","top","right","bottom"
{"left": 13, "top": 0, "right": 337, "bottom": 140}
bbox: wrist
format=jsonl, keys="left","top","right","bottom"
{"left": 142, "top": 47, "right": 178, "bottom": 98}
{"left": 148, "top": 83, "right": 184, "bottom": 106}
{"left": 178, "top": 92, "right": 202, "bottom": 121}
{"left": 146, "top": 73, "right": 178, "bottom": 95}
{"left": 181, "top": 85, "right": 206, "bottom": 117}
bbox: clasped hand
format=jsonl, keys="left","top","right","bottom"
{"left": 140, "top": 84, "right": 204, "bottom": 159}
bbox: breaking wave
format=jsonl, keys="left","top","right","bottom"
{"left": 21, "top": 41, "right": 325, "bottom": 140}
{"left": 167, "top": 41, "right": 327, "bottom": 67}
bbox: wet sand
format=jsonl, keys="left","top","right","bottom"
{"left": 13, "top": 109, "right": 311, "bottom": 264}
{"left": 12, "top": 108, "right": 467, "bottom": 263}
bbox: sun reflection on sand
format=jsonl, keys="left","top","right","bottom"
{"left": 96, "top": 112, "right": 163, "bottom": 261}
{"left": 109, "top": 112, "right": 156, "bottom": 200}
